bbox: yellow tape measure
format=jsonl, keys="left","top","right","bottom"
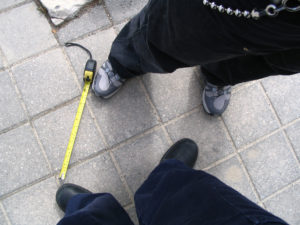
{"left": 59, "top": 42, "right": 97, "bottom": 181}
{"left": 59, "top": 81, "right": 91, "bottom": 180}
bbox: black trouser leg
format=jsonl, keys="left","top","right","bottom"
{"left": 202, "top": 49, "right": 300, "bottom": 86}
{"left": 135, "top": 160, "right": 288, "bottom": 225}
{"left": 108, "top": 0, "right": 300, "bottom": 82}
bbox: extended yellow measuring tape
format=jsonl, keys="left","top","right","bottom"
{"left": 59, "top": 43, "right": 97, "bottom": 181}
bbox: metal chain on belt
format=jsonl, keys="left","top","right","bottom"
{"left": 203, "top": 0, "right": 300, "bottom": 19}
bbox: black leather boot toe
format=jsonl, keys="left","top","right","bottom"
{"left": 56, "top": 183, "right": 91, "bottom": 212}
{"left": 160, "top": 138, "right": 198, "bottom": 168}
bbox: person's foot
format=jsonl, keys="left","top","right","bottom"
{"left": 92, "top": 60, "right": 125, "bottom": 99}
{"left": 160, "top": 138, "right": 198, "bottom": 168}
{"left": 56, "top": 183, "right": 91, "bottom": 212}
{"left": 202, "top": 82, "right": 231, "bottom": 116}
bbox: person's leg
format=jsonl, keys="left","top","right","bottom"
{"left": 92, "top": 0, "right": 300, "bottom": 99}
{"left": 56, "top": 184, "right": 133, "bottom": 225}
{"left": 134, "top": 141, "right": 287, "bottom": 225}
{"left": 201, "top": 49, "right": 300, "bottom": 115}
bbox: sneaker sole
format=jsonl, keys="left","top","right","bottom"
{"left": 92, "top": 79, "right": 122, "bottom": 99}
{"left": 100, "top": 86, "right": 122, "bottom": 99}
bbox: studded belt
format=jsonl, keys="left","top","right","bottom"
{"left": 202, "top": 0, "right": 300, "bottom": 19}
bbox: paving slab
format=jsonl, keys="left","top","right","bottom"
{"left": 207, "top": 156, "right": 257, "bottom": 203}
{"left": 3, "top": 177, "right": 61, "bottom": 225}
{"left": 0, "top": 208, "right": 8, "bottom": 225}
{"left": 262, "top": 74, "right": 300, "bottom": 125}
{"left": 166, "top": 109, "right": 235, "bottom": 169}
{"left": 0, "top": 3, "right": 57, "bottom": 64}
{"left": 57, "top": 4, "right": 110, "bottom": 44}
{"left": 223, "top": 83, "right": 279, "bottom": 148}
{"left": 33, "top": 100, "right": 106, "bottom": 171}
{"left": 12, "top": 49, "right": 80, "bottom": 116}
{"left": 88, "top": 78, "right": 159, "bottom": 146}
{"left": 65, "top": 28, "right": 116, "bottom": 83}
{"left": 285, "top": 121, "right": 300, "bottom": 161}
{"left": 126, "top": 206, "right": 138, "bottom": 225}
{"left": 65, "top": 152, "right": 131, "bottom": 206}
{"left": 264, "top": 182, "right": 300, "bottom": 225}
{"left": 142, "top": 67, "right": 202, "bottom": 122}
{"left": 0, "top": 71, "right": 26, "bottom": 131}
{"left": 105, "top": 0, "right": 148, "bottom": 23}
{"left": 240, "top": 132, "right": 300, "bottom": 199}
{"left": 0, "top": 124, "right": 50, "bottom": 196}
{"left": 112, "top": 129, "right": 170, "bottom": 193}
{"left": 0, "top": 0, "right": 26, "bottom": 11}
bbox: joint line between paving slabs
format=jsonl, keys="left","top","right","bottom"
{"left": 0, "top": 202, "right": 12, "bottom": 225}
{"left": 259, "top": 82, "right": 300, "bottom": 167}
{"left": 0, "top": 173, "right": 57, "bottom": 201}
{"left": 65, "top": 23, "right": 113, "bottom": 44}
{"left": 220, "top": 116, "right": 263, "bottom": 204}
{"left": 109, "top": 152, "right": 135, "bottom": 203}
{"left": 7, "top": 68, "right": 53, "bottom": 174}
{"left": 102, "top": 0, "right": 114, "bottom": 27}
{"left": 261, "top": 179, "right": 300, "bottom": 203}
{"left": 6, "top": 45, "right": 60, "bottom": 70}
{"left": 0, "top": 46, "right": 8, "bottom": 70}
{"left": 235, "top": 117, "right": 300, "bottom": 154}
{"left": 0, "top": 0, "right": 32, "bottom": 14}
{"left": 60, "top": 45, "right": 84, "bottom": 92}
{"left": 202, "top": 152, "right": 237, "bottom": 171}
{"left": 137, "top": 77, "right": 173, "bottom": 145}
{"left": 0, "top": 95, "right": 81, "bottom": 137}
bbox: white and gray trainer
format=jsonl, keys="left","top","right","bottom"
{"left": 202, "top": 82, "right": 232, "bottom": 116}
{"left": 92, "top": 60, "right": 125, "bottom": 99}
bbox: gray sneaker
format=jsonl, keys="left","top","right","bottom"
{"left": 202, "top": 82, "right": 231, "bottom": 116}
{"left": 92, "top": 60, "right": 125, "bottom": 99}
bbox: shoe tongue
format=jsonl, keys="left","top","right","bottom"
{"left": 99, "top": 69, "right": 110, "bottom": 91}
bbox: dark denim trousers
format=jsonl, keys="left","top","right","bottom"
{"left": 57, "top": 160, "right": 288, "bottom": 225}
{"left": 109, "top": 0, "right": 300, "bottom": 86}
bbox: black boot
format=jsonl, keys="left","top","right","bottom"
{"left": 56, "top": 183, "right": 92, "bottom": 212}
{"left": 160, "top": 138, "right": 198, "bottom": 168}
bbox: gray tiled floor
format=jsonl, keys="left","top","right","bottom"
{"left": 12, "top": 49, "right": 80, "bottom": 116}
{"left": 264, "top": 182, "right": 300, "bottom": 225}
{"left": 0, "top": 124, "right": 50, "bottom": 196}
{"left": 2, "top": 177, "right": 61, "bottom": 225}
{"left": 112, "top": 129, "right": 170, "bottom": 193}
{"left": 0, "top": 71, "right": 26, "bottom": 131}
{"left": 285, "top": 121, "right": 300, "bottom": 161}
{"left": 57, "top": 4, "right": 110, "bottom": 44}
{"left": 0, "top": 1, "right": 300, "bottom": 225}
{"left": 0, "top": 3, "right": 57, "bottom": 64}
{"left": 88, "top": 78, "right": 159, "bottom": 146}
{"left": 105, "top": 0, "right": 148, "bottom": 23}
{"left": 262, "top": 74, "right": 300, "bottom": 125}
{"left": 240, "top": 132, "right": 300, "bottom": 199}
{"left": 142, "top": 67, "right": 203, "bottom": 122}
{"left": 207, "top": 156, "right": 257, "bottom": 202}
{"left": 167, "top": 109, "right": 235, "bottom": 169}
{"left": 223, "top": 83, "right": 279, "bottom": 148}
{"left": 0, "top": 207, "right": 8, "bottom": 225}
{"left": 0, "top": 52, "right": 4, "bottom": 69}
{"left": 0, "top": 0, "right": 26, "bottom": 11}
{"left": 33, "top": 100, "right": 106, "bottom": 171}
